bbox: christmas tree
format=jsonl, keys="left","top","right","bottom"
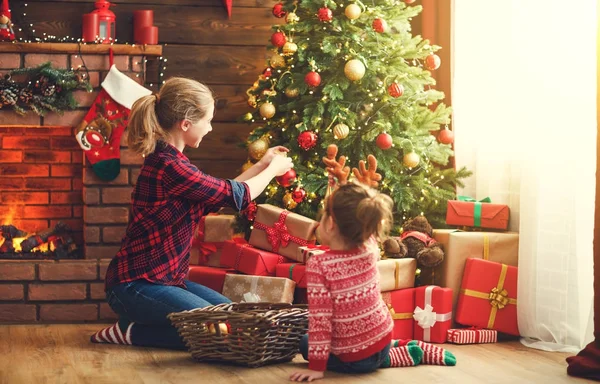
{"left": 238, "top": 0, "right": 470, "bottom": 234}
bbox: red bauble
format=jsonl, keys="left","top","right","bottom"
{"left": 276, "top": 169, "right": 297, "bottom": 187}
{"left": 318, "top": 7, "right": 333, "bottom": 22}
{"left": 372, "top": 18, "right": 388, "bottom": 33}
{"left": 304, "top": 71, "right": 322, "bottom": 87}
{"left": 271, "top": 31, "right": 287, "bottom": 47}
{"left": 272, "top": 3, "right": 286, "bottom": 18}
{"left": 297, "top": 130, "right": 318, "bottom": 150}
{"left": 438, "top": 129, "right": 454, "bottom": 144}
{"left": 263, "top": 67, "right": 273, "bottom": 78}
{"left": 292, "top": 188, "right": 307, "bottom": 203}
{"left": 405, "top": 0, "right": 416, "bottom": 3}
{"left": 425, "top": 54, "right": 441, "bottom": 70}
{"left": 387, "top": 83, "right": 404, "bottom": 98}
{"left": 376, "top": 133, "right": 393, "bottom": 150}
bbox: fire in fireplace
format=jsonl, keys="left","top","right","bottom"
{"left": 0, "top": 221, "right": 80, "bottom": 260}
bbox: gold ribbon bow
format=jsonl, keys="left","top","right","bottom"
{"left": 488, "top": 287, "right": 509, "bottom": 309}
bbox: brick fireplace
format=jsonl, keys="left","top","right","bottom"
{"left": 0, "top": 43, "right": 162, "bottom": 323}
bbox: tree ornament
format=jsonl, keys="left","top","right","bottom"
{"left": 376, "top": 132, "right": 393, "bottom": 150}
{"left": 276, "top": 168, "right": 297, "bottom": 187}
{"left": 285, "top": 87, "right": 300, "bottom": 98}
{"left": 286, "top": 12, "right": 299, "bottom": 24}
{"left": 438, "top": 128, "right": 454, "bottom": 144}
{"left": 259, "top": 102, "right": 276, "bottom": 119}
{"left": 304, "top": 71, "right": 322, "bottom": 87}
{"left": 263, "top": 67, "right": 273, "bottom": 78}
{"left": 405, "top": 0, "right": 417, "bottom": 4}
{"left": 242, "top": 112, "right": 253, "bottom": 121}
{"left": 387, "top": 83, "right": 404, "bottom": 98}
{"left": 270, "top": 54, "right": 286, "bottom": 68}
{"left": 241, "top": 160, "right": 254, "bottom": 172}
{"left": 248, "top": 138, "right": 269, "bottom": 160}
{"left": 403, "top": 152, "right": 420, "bottom": 168}
{"left": 271, "top": 31, "right": 287, "bottom": 47}
{"left": 292, "top": 187, "right": 307, "bottom": 203}
{"left": 345, "top": 4, "right": 362, "bottom": 19}
{"left": 247, "top": 95, "right": 257, "bottom": 108}
{"left": 283, "top": 192, "right": 298, "bottom": 209}
{"left": 297, "top": 130, "right": 318, "bottom": 150}
{"left": 272, "top": 3, "right": 286, "bottom": 18}
{"left": 333, "top": 123, "right": 350, "bottom": 139}
{"left": 0, "top": 0, "right": 15, "bottom": 42}
{"left": 344, "top": 59, "right": 366, "bottom": 81}
{"left": 425, "top": 54, "right": 441, "bottom": 70}
{"left": 318, "top": 7, "right": 333, "bottom": 22}
{"left": 282, "top": 41, "right": 298, "bottom": 56}
{"left": 372, "top": 18, "right": 388, "bottom": 33}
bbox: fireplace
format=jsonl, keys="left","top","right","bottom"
{"left": 0, "top": 43, "right": 162, "bottom": 323}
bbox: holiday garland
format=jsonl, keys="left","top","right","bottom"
{"left": 0, "top": 62, "right": 91, "bottom": 116}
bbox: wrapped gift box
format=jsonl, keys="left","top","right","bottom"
{"left": 190, "top": 214, "right": 237, "bottom": 266}
{"left": 446, "top": 198, "right": 509, "bottom": 230}
{"left": 221, "top": 274, "right": 296, "bottom": 304}
{"left": 378, "top": 258, "right": 416, "bottom": 292}
{"left": 413, "top": 286, "right": 452, "bottom": 343}
{"left": 276, "top": 263, "right": 307, "bottom": 288}
{"left": 381, "top": 289, "right": 415, "bottom": 340}
{"left": 455, "top": 258, "right": 519, "bottom": 336}
{"left": 447, "top": 328, "right": 497, "bottom": 344}
{"left": 220, "top": 239, "right": 287, "bottom": 276}
{"left": 293, "top": 245, "right": 328, "bottom": 263}
{"left": 187, "top": 266, "right": 235, "bottom": 293}
{"left": 249, "top": 204, "right": 319, "bottom": 260}
{"left": 422, "top": 230, "right": 519, "bottom": 312}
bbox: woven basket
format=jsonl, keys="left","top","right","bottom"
{"left": 168, "top": 302, "right": 308, "bottom": 367}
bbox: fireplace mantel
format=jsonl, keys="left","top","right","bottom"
{"left": 0, "top": 42, "right": 162, "bottom": 56}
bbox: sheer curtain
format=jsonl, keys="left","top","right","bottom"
{"left": 452, "top": 0, "right": 596, "bottom": 352}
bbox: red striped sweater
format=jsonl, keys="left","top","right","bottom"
{"left": 306, "top": 242, "right": 393, "bottom": 371}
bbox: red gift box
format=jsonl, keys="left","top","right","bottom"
{"left": 447, "top": 328, "right": 497, "bottom": 344}
{"left": 455, "top": 258, "right": 519, "bottom": 335}
{"left": 190, "top": 214, "right": 238, "bottom": 266}
{"left": 276, "top": 263, "right": 307, "bottom": 288}
{"left": 413, "top": 286, "right": 452, "bottom": 343}
{"left": 381, "top": 289, "right": 415, "bottom": 340}
{"left": 446, "top": 197, "right": 509, "bottom": 230}
{"left": 220, "top": 240, "right": 286, "bottom": 276}
{"left": 187, "top": 266, "right": 235, "bottom": 293}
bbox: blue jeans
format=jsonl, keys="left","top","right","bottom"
{"left": 106, "top": 279, "right": 231, "bottom": 350}
{"left": 299, "top": 334, "right": 391, "bottom": 373}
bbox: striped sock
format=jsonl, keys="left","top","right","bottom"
{"left": 411, "top": 340, "right": 456, "bottom": 366}
{"left": 380, "top": 344, "right": 423, "bottom": 368}
{"left": 90, "top": 320, "right": 134, "bottom": 345}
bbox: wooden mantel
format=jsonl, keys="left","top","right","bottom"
{"left": 0, "top": 42, "right": 162, "bottom": 56}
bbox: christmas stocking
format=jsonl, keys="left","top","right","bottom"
{"left": 75, "top": 65, "right": 151, "bottom": 181}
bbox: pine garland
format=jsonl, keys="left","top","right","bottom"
{"left": 0, "top": 62, "right": 92, "bottom": 116}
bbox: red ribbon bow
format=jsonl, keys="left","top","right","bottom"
{"left": 254, "top": 210, "right": 309, "bottom": 253}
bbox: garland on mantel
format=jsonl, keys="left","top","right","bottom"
{"left": 0, "top": 62, "right": 91, "bottom": 116}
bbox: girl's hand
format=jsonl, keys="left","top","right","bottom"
{"left": 268, "top": 155, "right": 293, "bottom": 176}
{"left": 259, "top": 146, "right": 290, "bottom": 168}
{"left": 289, "top": 369, "right": 324, "bottom": 382}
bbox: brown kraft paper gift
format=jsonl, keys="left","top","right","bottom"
{"left": 221, "top": 274, "right": 296, "bottom": 304}
{"left": 378, "top": 258, "right": 417, "bottom": 292}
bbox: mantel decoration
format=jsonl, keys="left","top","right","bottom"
{"left": 0, "top": 62, "right": 92, "bottom": 115}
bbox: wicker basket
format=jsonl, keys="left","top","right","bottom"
{"left": 168, "top": 302, "right": 308, "bottom": 367}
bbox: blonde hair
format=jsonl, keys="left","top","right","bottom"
{"left": 324, "top": 181, "right": 394, "bottom": 247}
{"left": 127, "top": 77, "right": 214, "bottom": 156}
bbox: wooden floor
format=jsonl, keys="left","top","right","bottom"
{"left": 0, "top": 324, "right": 595, "bottom": 384}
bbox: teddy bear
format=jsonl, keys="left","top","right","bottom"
{"left": 383, "top": 215, "right": 444, "bottom": 268}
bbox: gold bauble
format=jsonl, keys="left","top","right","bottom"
{"left": 285, "top": 87, "right": 300, "bottom": 98}
{"left": 403, "top": 152, "right": 420, "bottom": 168}
{"left": 282, "top": 41, "right": 298, "bottom": 56}
{"left": 270, "top": 53, "right": 286, "bottom": 68}
{"left": 242, "top": 112, "right": 253, "bottom": 121}
{"left": 247, "top": 95, "right": 257, "bottom": 108}
{"left": 345, "top": 4, "right": 362, "bottom": 20}
{"left": 286, "top": 12, "right": 299, "bottom": 24}
{"left": 241, "top": 160, "right": 254, "bottom": 172}
{"left": 333, "top": 123, "right": 350, "bottom": 139}
{"left": 259, "top": 102, "right": 276, "bottom": 119}
{"left": 248, "top": 138, "right": 269, "bottom": 160}
{"left": 344, "top": 59, "right": 366, "bottom": 81}
{"left": 283, "top": 192, "right": 298, "bottom": 210}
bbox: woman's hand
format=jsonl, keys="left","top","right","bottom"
{"left": 289, "top": 369, "right": 324, "bottom": 382}
{"left": 258, "top": 146, "right": 290, "bottom": 168}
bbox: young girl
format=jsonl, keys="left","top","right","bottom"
{"left": 90, "top": 77, "right": 293, "bottom": 350}
{"left": 290, "top": 182, "right": 456, "bottom": 382}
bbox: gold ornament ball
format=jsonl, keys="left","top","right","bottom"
{"left": 270, "top": 54, "right": 286, "bottom": 68}
{"left": 333, "top": 123, "right": 350, "bottom": 139}
{"left": 248, "top": 138, "right": 269, "bottom": 160}
{"left": 286, "top": 12, "right": 299, "bottom": 24}
{"left": 260, "top": 102, "right": 276, "bottom": 119}
{"left": 283, "top": 192, "right": 298, "bottom": 209}
{"left": 241, "top": 160, "right": 254, "bottom": 172}
{"left": 285, "top": 87, "right": 300, "bottom": 98}
{"left": 345, "top": 4, "right": 362, "bottom": 19}
{"left": 282, "top": 41, "right": 298, "bottom": 56}
{"left": 403, "top": 152, "right": 420, "bottom": 168}
{"left": 344, "top": 59, "right": 366, "bottom": 81}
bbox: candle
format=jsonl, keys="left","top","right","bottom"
{"left": 82, "top": 12, "right": 99, "bottom": 43}
{"left": 137, "top": 26, "right": 158, "bottom": 45}
{"left": 133, "top": 10, "right": 154, "bottom": 42}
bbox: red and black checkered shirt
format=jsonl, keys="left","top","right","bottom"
{"left": 104, "top": 141, "right": 250, "bottom": 290}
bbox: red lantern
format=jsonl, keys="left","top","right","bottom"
{"left": 83, "top": 0, "right": 116, "bottom": 44}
